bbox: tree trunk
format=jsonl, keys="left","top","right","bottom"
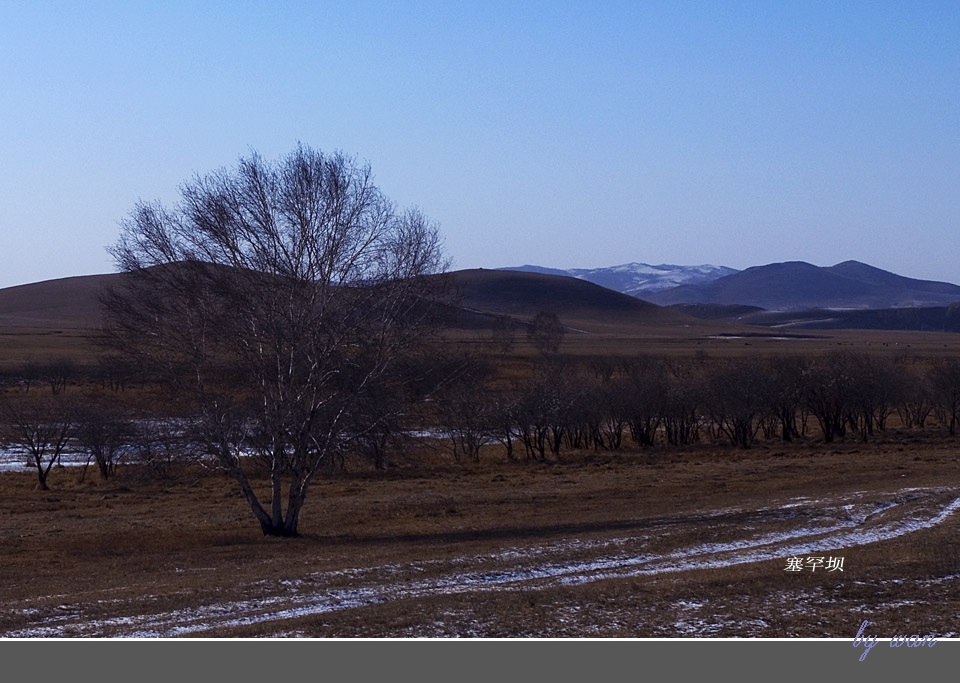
{"left": 36, "top": 456, "right": 55, "bottom": 491}
{"left": 281, "top": 477, "right": 310, "bottom": 537}
{"left": 224, "top": 457, "right": 276, "bottom": 536}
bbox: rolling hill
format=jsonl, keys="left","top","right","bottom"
{"left": 4, "top": 262, "right": 960, "bottom": 346}
{"left": 0, "top": 274, "right": 113, "bottom": 329}
{"left": 0, "top": 268, "right": 698, "bottom": 341}
{"left": 646, "top": 261, "right": 960, "bottom": 311}
{"left": 499, "top": 262, "right": 737, "bottom": 295}
{"left": 443, "top": 269, "right": 696, "bottom": 332}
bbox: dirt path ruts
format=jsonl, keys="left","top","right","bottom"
{"left": 3, "top": 486, "right": 957, "bottom": 637}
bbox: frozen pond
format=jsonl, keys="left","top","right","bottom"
{"left": 0, "top": 446, "right": 89, "bottom": 472}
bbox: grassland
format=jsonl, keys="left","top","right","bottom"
{"left": 3, "top": 407, "right": 960, "bottom": 637}
{"left": 3, "top": 272, "right": 960, "bottom": 638}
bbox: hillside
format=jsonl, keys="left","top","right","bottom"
{"left": 716, "top": 303, "right": 960, "bottom": 333}
{"left": 0, "top": 274, "right": 113, "bottom": 329}
{"left": 0, "top": 268, "right": 697, "bottom": 341}
{"left": 647, "top": 261, "right": 960, "bottom": 311}
{"left": 446, "top": 269, "right": 695, "bottom": 332}
{"left": 500, "top": 262, "right": 736, "bottom": 295}
{"left": 5, "top": 264, "right": 959, "bottom": 348}
{"left": 825, "top": 260, "right": 960, "bottom": 296}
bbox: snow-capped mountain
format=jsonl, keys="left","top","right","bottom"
{"left": 644, "top": 260, "right": 960, "bottom": 311}
{"left": 498, "top": 263, "right": 739, "bottom": 296}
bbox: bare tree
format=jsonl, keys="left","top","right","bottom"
{"left": 929, "top": 358, "right": 960, "bottom": 436}
{"left": 74, "top": 395, "right": 133, "bottom": 480}
{"left": 512, "top": 361, "right": 580, "bottom": 460}
{"left": 761, "top": 355, "right": 808, "bottom": 442}
{"left": 704, "top": 359, "right": 765, "bottom": 449}
{"left": 128, "top": 416, "right": 201, "bottom": 479}
{"left": 44, "top": 358, "right": 77, "bottom": 395}
{"left": 804, "top": 352, "right": 855, "bottom": 443}
{"left": 662, "top": 361, "right": 702, "bottom": 447}
{"left": 433, "top": 354, "right": 495, "bottom": 463}
{"left": 13, "top": 359, "right": 76, "bottom": 394}
{"left": 18, "top": 360, "right": 41, "bottom": 393}
{"left": 845, "top": 353, "right": 906, "bottom": 440}
{"left": 0, "top": 393, "right": 78, "bottom": 490}
{"left": 527, "top": 311, "right": 566, "bottom": 356}
{"left": 490, "top": 315, "right": 517, "bottom": 357}
{"left": 623, "top": 356, "right": 667, "bottom": 448}
{"left": 487, "top": 390, "right": 520, "bottom": 461}
{"left": 102, "top": 145, "right": 447, "bottom": 536}
{"left": 898, "top": 372, "right": 933, "bottom": 430}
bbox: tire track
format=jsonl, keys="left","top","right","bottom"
{"left": 4, "top": 486, "right": 958, "bottom": 637}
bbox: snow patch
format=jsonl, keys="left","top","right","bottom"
{"left": 5, "top": 486, "right": 957, "bottom": 637}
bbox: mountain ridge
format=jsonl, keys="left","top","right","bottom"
{"left": 0, "top": 268, "right": 697, "bottom": 337}
{"left": 4, "top": 260, "right": 960, "bottom": 338}
{"left": 645, "top": 260, "right": 960, "bottom": 311}
{"left": 446, "top": 268, "right": 694, "bottom": 331}
{"left": 499, "top": 262, "right": 738, "bottom": 295}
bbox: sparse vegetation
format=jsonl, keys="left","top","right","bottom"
{"left": 5, "top": 244, "right": 960, "bottom": 636}
{"left": 1, "top": 392, "right": 78, "bottom": 490}
{"left": 1, "top": 433, "right": 960, "bottom": 637}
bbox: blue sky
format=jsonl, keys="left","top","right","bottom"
{"left": 1, "top": 1, "right": 958, "bottom": 289}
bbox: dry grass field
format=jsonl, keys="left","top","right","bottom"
{"left": 3, "top": 271, "right": 960, "bottom": 639}
{"left": 2, "top": 428, "right": 960, "bottom": 638}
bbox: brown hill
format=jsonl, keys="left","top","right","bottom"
{"left": 0, "top": 274, "right": 114, "bottom": 329}
{"left": 444, "top": 269, "right": 695, "bottom": 333}
{"left": 647, "top": 260, "right": 960, "bottom": 311}
{"left": 0, "top": 274, "right": 116, "bottom": 367}
{"left": 0, "top": 268, "right": 697, "bottom": 335}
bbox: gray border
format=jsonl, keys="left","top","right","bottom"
{"left": 3, "top": 639, "right": 957, "bottom": 679}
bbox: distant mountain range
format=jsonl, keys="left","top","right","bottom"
{"left": 502, "top": 260, "right": 960, "bottom": 312}
{"left": 0, "top": 269, "right": 698, "bottom": 341}
{"left": 5, "top": 260, "right": 960, "bottom": 342}
{"left": 498, "top": 263, "right": 737, "bottom": 295}
{"left": 446, "top": 268, "right": 690, "bottom": 332}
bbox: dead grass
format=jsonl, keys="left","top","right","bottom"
{"left": 2, "top": 428, "right": 960, "bottom": 638}
{"left": 6, "top": 275, "right": 960, "bottom": 638}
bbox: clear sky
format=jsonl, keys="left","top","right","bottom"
{"left": 1, "top": 0, "right": 958, "bottom": 289}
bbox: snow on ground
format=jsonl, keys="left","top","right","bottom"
{"left": 3, "top": 486, "right": 958, "bottom": 637}
{"left": 0, "top": 446, "right": 89, "bottom": 472}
